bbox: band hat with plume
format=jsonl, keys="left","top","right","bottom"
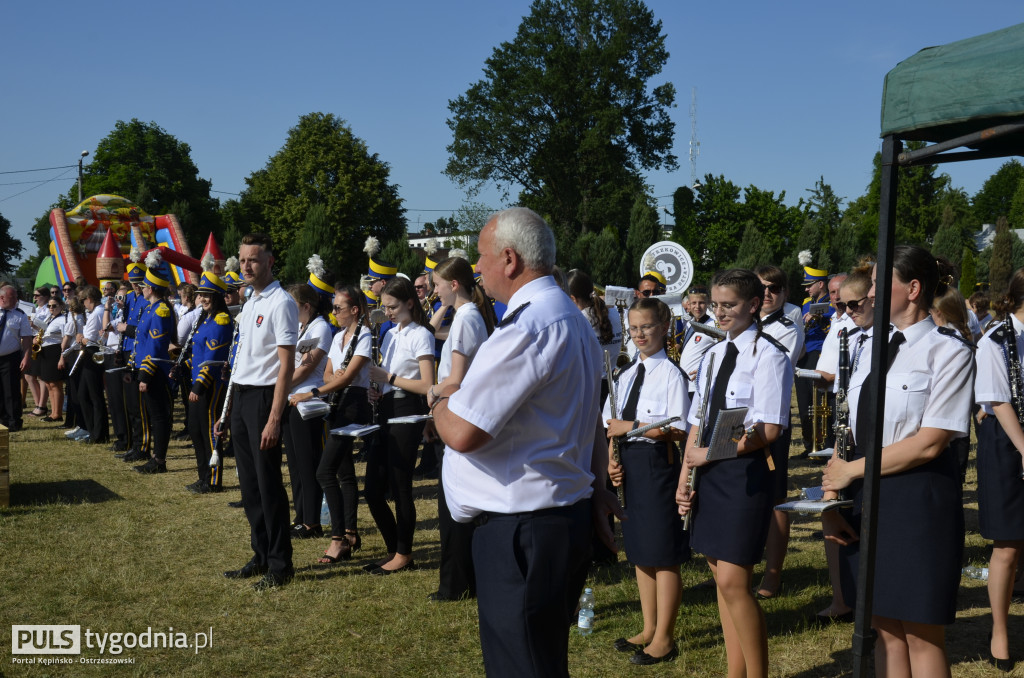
{"left": 225, "top": 256, "right": 239, "bottom": 273}
{"left": 197, "top": 271, "right": 229, "bottom": 295}
{"left": 448, "top": 248, "right": 468, "bottom": 261}
{"left": 799, "top": 250, "right": 828, "bottom": 285}
{"left": 642, "top": 254, "right": 667, "bottom": 286}
{"left": 126, "top": 245, "right": 147, "bottom": 282}
{"left": 364, "top": 235, "right": 397, "bottom": 280}
{"left": 223, "top": 271, "right": 244, "bottom": 289}
{"left": 143, "top": 250, "right": 170, "bottom": 288}
{"left": 306, "top": 253, "right": 334, "bottom": 297}
{"left": 200, "top": 253, "right": 215, "bottom": 273}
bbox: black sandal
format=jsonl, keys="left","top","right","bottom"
{"left": 316, "top": 538, "right": 351, "bottom": 564}
{"left": 345, "top": 530, "right": 361, "bottom": 553}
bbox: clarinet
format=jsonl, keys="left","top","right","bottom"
{"left": 327, "top": 313, "right": 365, "bottom": 409}
{"left": 368, "top": 308, "right": 388, "bottom": 424}
{"left": 1000, "top": 314, "right": 1024, "bottom": 481}
{"left": 683, "top": 353, "right": 716, "bottom": 530}
{"left": 833, "top": 328, "right": 852, "bottom": 501}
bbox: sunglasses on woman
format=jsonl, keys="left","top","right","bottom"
{"left": 837, "top": 296, "right": 869, "bottom": 313}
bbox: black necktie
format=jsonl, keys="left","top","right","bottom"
{"left": 855, "top": 331, "right": 905, "bottom": 448}
{"left": 620, "top": 362, "right": 646, "bottom": 421}
{"left": 704, "top": 342, "right": 739, "bottom": 446}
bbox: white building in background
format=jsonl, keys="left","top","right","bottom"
{"left": 974, "top": 222, "right": 1024, "bottom": 250}
{"left": 408, "top": 232, "right": 478, "bottom": 251}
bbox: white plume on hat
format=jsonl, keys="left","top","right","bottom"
{"left": 449, "top": 247, "right": 468, "bottom": 261}
{"left": 144, "top": 249, "right": 163, "bottom": 270}
{"left": 364, "top": 236, "right": 381, "bottom": 258}
{"left": 225, "top": 256, "right": 239, "bottom": 273}
{"left": 200, "top": 253, "right": 215, "bottom": 272}
{"left": 425, "top": 237, "right": 438, "bottom": 256}
{"left": 396, "top": 272, "right": 410, "bottom": 281}
{"left": 643, "top": 253, "right": 656, "bottom": 272}
{"left": 306, "top": 253, "right": 326, "bottom": 279}
{"left": 359, "top": 275, "right": 373, "bottom": 292}
{"left": 129, "top": 246, "right": 141, "bottom": 263}
{"left": 798, "top": 250, "right": 813, "bottom": 267}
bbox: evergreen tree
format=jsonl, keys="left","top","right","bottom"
{"left": 977, "top": 245, "right": 992, "bottom": 287}
{"left": 973, "top": 159, "right": 1024, "bottom": 226}
{"left": 381, "top": 233, "right": 425, "bottom": 280}
{"left": 733, "top": 222, "right": 775, "bottom": 270}
{"left": 959, "top": 247, "right": 977, "bottom": 296}
{"left": 989, "top": 216, "right": 1014, "bottom": 297}
{"left": 670, "top": 185, "right": 698, "bottom": 256}
{"left": 282, "top": 203, "right": 340, "bottom": 283}
{"left": 931, "top": 204, "right": 965, "bottom": 267}
{"left": 625, "top": 194, "right": 660, "bottom": 281}
{"left": 0, "top": 211, "right": 23, "bottom": 277}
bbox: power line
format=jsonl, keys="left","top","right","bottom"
{"left": 0, "top": 177, "right": 76, "bottom": 187}
{"left": 0, "top": 168, "right": 75, "bottom": 204}
{"left": 0, "top": 164, "right": 77, "bottom": 175}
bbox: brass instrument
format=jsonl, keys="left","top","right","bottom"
{"left": 31, "top": 321, "right": 46, "bottom": 359}
{"left": 683, "top": 353, "right": 716, "bottom": 529}
{"left": 423, "top": 293, "right": 438, "bottom": 320}
{"left": 604, "top": 350, "right": 626, "bottom": 508}
{"left": 666, "top": 314, "right": 681, "bottom": 363}
{"left": 809, "top": 383, "right": 832, "bottom": 456}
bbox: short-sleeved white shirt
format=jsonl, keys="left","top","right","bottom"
{"left": 290, "top": 315, "right": 334, "bottom": 395}
{"left": 975, "top": 315, "right": 1021, "bottom": 415}
{"left": 602, "top": 349, "right": 689, "bottom": 445}
{"left": 379, "top": 322, "right": 434, "bottom": 394}
{"left": 41, "top": 314, "right": 66, "bottom": 347}
{"left": 687, "top": 323, "right": 792, "bottom": 430}
{"left": 760, "top": 308, "right": 803, "bottom": 368}
{"left": 443, "top": 276, "right": 602, "bottom": 522}
{"left": 817, "top": 312, "right": 857, "bottom": 391}
{"left": 82, "top": 305, "right": 105, "bottom": 343}
{"left": 177, "top": 306, "right": 201, "bottom": 346}
{"left": 0, "top": 307, "right": 33, "bottom": 356}
{"left": 679, "top": 314, "right": 719, "bottom": 390}
{"left": 438, "top": 302, "right": 488, "bottom": 383}
{"left": 327, "top": 324, "right": 373, "bottom": 390}
{"left": 233, "top": 281, "right": 298, "bottom": 387}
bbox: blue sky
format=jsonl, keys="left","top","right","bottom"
{"left": 2, "top": 1, "right": 1020, "bottom": 265}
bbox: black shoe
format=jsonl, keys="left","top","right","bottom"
{"left": 989, "top": 654, "right": 1014, "bottom": 672}
{"left": 368, "top": 561, "right": 417, "bottom": 576}
{"left": 224, "top": 559, "right": 268, "bottom": 580}
{"left": 122, "top": 449, "right": 147, "bottom": 463}
{"left": 291, "top": 524, "right": 323, "bottom": 539}
{"left": 629, "top": 644, "right": 679, "bottom": 665}
{"left": 110, "top": 441, "right": 128, "bottom": 452}
{"left": 613, "top": 637, "right": 644, "bottom": 653}
{"left": 185, "top": 481, "right": 212, "bottom": 495}
{"left": 228, "top": 500, "right": 244, "bottom": 509}
{"left": 813, "top": 611, "right": 854, "bottom": 625}
{"left": 134, "top": 458, "right": 167, "bottom": 474}
{"left": 252, "top": 570, "right": 293, "bottom": 591}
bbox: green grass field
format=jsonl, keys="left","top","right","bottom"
{"left": 0, "top": 398, "right": 1020, "bottom": 677}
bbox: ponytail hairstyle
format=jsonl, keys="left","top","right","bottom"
{"left": 991, "top": 268, "right": 1024, "bottom": 323}
{"left": 892, "top": 245, "right": 943, "bottom": 310}
{"left": 627, "top": 297, "right": 671, "bottom": 352}
{"left": 289, "top": 283, "right": 330, "bottom": 326}
{"left": 434, "top": 255, "right": 496, "bottom": 336}
{"left": 931, "top": 285, "right": 974, "bottom": 345}
{"left": 333, "top": 283, "right": 370, "bottom": 329}
{"left": 567, "top": 269, "right": 613, "bottom": 344}
{"left": 381, "top": 276, "right": 433, "bottom": 333}
{"left": 711, "top": 268, "right": 765, "bottom": 352}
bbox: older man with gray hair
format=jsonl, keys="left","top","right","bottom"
{"left": 431, "top": 207, "right": 619, "bottom": 678}
{"left": 0, "top": 284, "right": 35, "bottom": 432}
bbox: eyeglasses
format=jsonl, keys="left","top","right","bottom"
{"left": 710, "top": 301, "right": 739, "bottom": 312}
{"left": 763, "top": 283, "right": 783, "bottom": 295}
{"left": 332, "top": 305, "right": 351, "bottom": 313}
{"left": 413, "top": 285, "right": 427, "bottom": 291}
{"left": 33, "top": 293, "right": 41, "bottom": 298}
{"left": 838, "top": 296, "right": 870, "bottom": 313}
{"left": 47, "top": 304, "right": 59, "bottom": 309}
{"left": 640, "top": 289, "right": 655, "bottom": 297}
{"left": 627, "top": 323, "right": 660, "bottom": 336}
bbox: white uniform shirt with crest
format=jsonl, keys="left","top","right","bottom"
{"left": 443, "top": 276, "right": 602, "bottom": 522}
{"left": 233, "top": 280, "right": 298, "bottom": 387}
{"left": 602, "top": 349, "right": 689, "bottom": 444}
{"left": 439, "top": 302, "right": 488, "bottom": 383}
{"left": 379, "top": 322, "right": 434, "bottom": 395}
{"left": 687, "top": 323, "right": 792, "bottom": 430}
{"left": 760, "top": 308, "right": 803, "bottom": 368}
{"left": 679, "top": 314, "right": 720, "bottom": 390}
{"left": 818, "top": 312, "right": 858, "bottom": 392}
{"left": 0, "top": 307, "right": 33, "bottom": 356}
{"left": 851, "top": 317, "right": 973, "bottom": 447}
{"left": 975, "top": 314, "right": 1023, "bottom": 416}
{"left": 327, "top": 324, "right": 373, "bottom": 390}
{"left": 290, "top": 315, "right": 334, "bottom": 396}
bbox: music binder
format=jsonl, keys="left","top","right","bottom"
{"left": 330, "top": 423, "right": 382, "bottom": 437}
{"left": 705, "top": 407, "right": 748, "bottom": 461}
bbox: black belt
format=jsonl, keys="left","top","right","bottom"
{"left": 473, "top": 502, "right": 584, "bottom": 527}
{"left": 235, "top": 384, "right": 275, "bottom": 392}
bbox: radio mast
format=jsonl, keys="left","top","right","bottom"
{"left": 689, "top": 87, "right": 701, "bottom": 190}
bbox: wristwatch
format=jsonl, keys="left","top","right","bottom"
{"left": 389, "top": 373, "right": 397, "bottom": 386}
{"left": 311, "top": 387, "right": 321, "bottom": 399}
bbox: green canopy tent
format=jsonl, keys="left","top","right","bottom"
{"left": 854, "top": 22, "right": 1024, "bottom": 677}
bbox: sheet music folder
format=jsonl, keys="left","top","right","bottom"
{"left": 705, "top": 407, "right": 748, "bottom": 461}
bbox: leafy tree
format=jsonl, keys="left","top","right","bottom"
{"left": 830, "top": 216, "right": 869, "bottom": 275}
{"left": 959, "top": 247, "right": 977, "bottom": 296}
{"left": 1009, "top": 176, "right": 1024, "bottom": 232}
{"left": 692, "top": 174, "right": 744, "bottom": 268}
{"left": 76, "top": 119, "right": 220, "bottom": 255}
{"left": 575, "top": 225, "right": 627, "bottom": 286}
{"left": 733, "top": 222, "right": 776, "bottom": 271}
{"left": 381, "top": 233, "right": 424, "bottom": 280}
{"left": 989, "top": 217, "right": 1013, "bottom": 297}
{"left": 931, "top": 204, "right": 966, "bottom": 267}
{"left": 0, "top": 211, "right": 23, "bottom": 277}
{"left": 976, "top": 245, "right": 992, "bottom": 285}
{"left": 973, "top": 159, "right": 1024, "bottom": 226}
{"left": 670, "top": 186, "right": 698, "bottom": 255}
{"left": 625, "top": 194, "right": 660, "bottom": 280}
{"left": 218, "top": 199, "right": 251, "bottom": 260}
{"left": 1012, "top": 235, "right": 1024, "bottom": 273}
{"left": 742, "top": 184, "right": 803, "bottom": 266}
{"left": 444, "top": 0, "right": 676, "bottom": 257}
{"left": 242, "top": 112, "right": 406, "bottom": 277}
{"left": 282, "top": 203, "right": 340, "bottom": 284}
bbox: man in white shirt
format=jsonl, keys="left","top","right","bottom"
{"left": 432, "top": 207, "right": 619, "bottom": 678}
{"left": 0, "top": 284, "right": 34, "bottom": 432}
{"left": 218, "top": 233, "right": 298, "bottom": 591}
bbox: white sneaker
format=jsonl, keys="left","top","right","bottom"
{"left": 72, "top": 430, "right": 92, "bottom": 441}
{"left": 64, "top": 427, "right": 83, "bottom": 438}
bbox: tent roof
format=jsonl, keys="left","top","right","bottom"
{"left": 881, "top": 22, "right": 1024, "bottom": 151}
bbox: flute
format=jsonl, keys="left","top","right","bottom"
{"left": 604, "top": 350, "right": 625, "bottom": 508}
{"left": 683, "top": 353, "right": 715, "bottom": 530}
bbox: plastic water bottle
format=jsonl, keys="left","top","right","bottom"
{"left": 962, "top": 565, "right": 989, "bottom": 581}
{"left": 320, "top": 494, "right": 331, "bottom": 530}
{"left": 577, "top": 588, "right": 595, "bottom": 636}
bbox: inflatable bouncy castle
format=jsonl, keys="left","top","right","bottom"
{"left": 45, "top": 194, "right": 209, "bottom": 287}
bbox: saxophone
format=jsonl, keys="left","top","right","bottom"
{"left": 666, "top": 314, "right": 681, "bottom": 362}
{"left": 31, "top": 321, "right": 46, "bottom": 359}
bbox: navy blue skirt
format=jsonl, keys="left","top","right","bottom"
{"left": 621, "top": 441, "right": 689, "bottom": 567}
{"left": 690, "top": 449, "right": 772, "bottom": 566}
{"left": 976, "top": 416, "right": 1024, "bottom": 541}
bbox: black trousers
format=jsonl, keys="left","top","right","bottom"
{"left": 0, "top": 351, "right": 22, "bottom": 430}
{"left": 64, "top": 365, "right": 83, "bottom": 430}
{"left": 437, "top": 459, "right": 476, "bottom": 599}
{"left": 316, "top": 388, "right": 369, "bottom": 538}
{"left": 104, "top": 356, "right": 128, "bottom": 446}
{"left": 363, "top": 393, "right": 427, "bottom": 556}
{"left": 231, "top": 386, "right": 293, "bottom": 575}
{"left": 141, "top": 371, "right": 172, "bottom": 462}
{"left": 795, "top": 349, "right": 820, "bottom": 452}
{"left": 187, "top": 382, "right": 225, "bottom": 486}
{"left": 123, "top": 371, "right": 144, "bottom": 452}
{"left": 77, "top": 349, "right": 109, "bottom": 443}
{"left": 282, "top": 404, "right": 326, "bottom": 527}
{"left": 472, "top": 500, "right": 592, "bottom": 678}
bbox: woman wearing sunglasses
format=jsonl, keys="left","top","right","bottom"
{"left": 36, "top": 297, "right": 68, "bottom": 423}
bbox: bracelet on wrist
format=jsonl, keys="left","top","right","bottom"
{"left": 430, "top": 395, "right": 449, "bottom": 414}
